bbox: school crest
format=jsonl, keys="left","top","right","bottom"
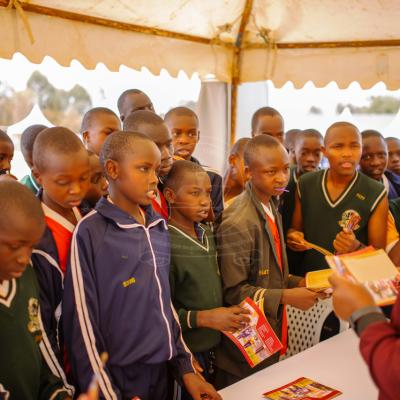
{"left": 338, "top": 209, "right": 361, "bottom": 231}
{"left": 27, "top": 298, "right": 42, "bottom": 343}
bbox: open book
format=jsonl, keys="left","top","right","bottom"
{"left": 306, "top": 247, "right": 400, "bottom": 306}
{"left": 223, "top": 297, "right": 282, "bottom": 367}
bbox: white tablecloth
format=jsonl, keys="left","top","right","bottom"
{"left": 219, "top": 329, "right": 378, "bottom": 399}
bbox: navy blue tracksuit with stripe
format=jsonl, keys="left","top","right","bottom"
{"left": 62, "top": 198, "right": 194, "bottom": 399}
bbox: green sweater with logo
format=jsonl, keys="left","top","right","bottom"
{"left": 0, "top": 266, "right": 71, "bottom": 399}
{"left": 169, "top": 223, "right": 223, "bottom": 353}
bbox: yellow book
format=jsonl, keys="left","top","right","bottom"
{"left": 305, "top": 269, "right": 333, "bottom": 292}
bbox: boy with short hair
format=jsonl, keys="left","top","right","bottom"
{"left": 0, "top": 129, "right": 14, "bottom": 175}
{"left": 123, "top": 110, "right": 173, "bottom": 219}
{"left": 117, "top": 88, "right": 154, "bottom": 121}
{"left": 20, "top": 124, "right": 47, "bottom": 194}
{"left": 0, "top": 180, "right": 73, "bottom": 399}
{"left": 80, "top": 107, "right": 121, "bottom": 155}
{"left": 165, "top": 106, "right": 224, "bottom": 218}
{"left": 164, "top": 160, "right": 249, "bottom": 398}
{"left": 288, "top": 122, "right": 388, "bottom": 275}
{"left": 281, "top": 129, "right": 323, "bottom": 275}
{"left": 360, "top": 130, "right": 400, "bottom": 199}
{"left": 31, "top": 127, "right": 91, "bottom": 379}
{"left": 63, "top": 131, "right": 221, "bottom": 400}
{"left": 284, "top": 128, "right": 301, "bottom": 164}
{"left": 216, "top": 135, "right": 318, "bottom": 388}
{"left": 251, "top": 107, "right": 284, "bottom": 143}
{"left": 385, "top": 137, "right": 400, "bottom": 176}
{"left": 223, "top": 137, "right": 250, "bottom": 206}
{"left": 80, "top": 150, "right": 108, "bottom": 215}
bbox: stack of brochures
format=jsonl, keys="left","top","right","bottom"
{"left": 305, "top": 247, "right": 400, "bottom": 306}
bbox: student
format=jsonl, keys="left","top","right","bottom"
{"left": 360, "top": 130, "right": 400, "bottom": 199}
{"left": 80, "top": 107, "right": 121, "bottom": 156}
{"left": 80, "top": 150, "right": 108, "bottom": 216}
{"left": 123, "top": 110, "right": 173, "bottom": 219}
{"left": 0, "top": 129, "right": 14, "bottom": 175}
{"left": 20, "top": 124, "right": 47, "bottom": 194}
{"left": 117, "top": 88, "right": 154, "bottom": 122}
{"left": 281, "top": 129, "right": 323, "bottom": 275}
{"left": 63, "top": 131, "right": 221, "bottom": 400}
{"left": 251, "top": 106, "right": 284, "bottom": 143}
{"left": 223, "top": 137, "right": 250, "bottom": 207}
{"left": 164, "top": 160, "right": 249, "bottom": 398}
{"left": 0, "top": 180, "right": 73, "bottom": 399}
{"left": 284, "top": 128, "right": 301, "bottom": 164}
{"left": 216, "top": 135, "right": 318, "bottom": 388}
{"left": 31, "top": 127, "right": 91, "bottom": 380}
{"left": 386, "top": 197, "right": 400, "bottom": 266}
{"left": 287, "top": 122, "right": 388, "bottom": 276}
{"left": 329, "top": 272, "right": 400, "bottom": 400}
{"left": 385, "top": 137, "right": 400, "bottom": 176}
{"left": 165, "top": 106, "right": 224, "bottom": 218}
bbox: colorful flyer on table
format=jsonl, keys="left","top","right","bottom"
{"left": 223, "top": 297, "right": 282, "bottom": 368}
{"left": 263, "top": 377, "right": 342, "bottom": 399}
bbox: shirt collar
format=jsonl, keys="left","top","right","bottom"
{"left": 96, "top": 196, "right": 166, "bottom": 229}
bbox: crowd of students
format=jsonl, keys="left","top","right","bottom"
{"left": 0, "top": 89, "right": 399, "bottom": 400}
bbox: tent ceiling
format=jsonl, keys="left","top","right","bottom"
{"left": 1, "top": 0, "right": 400, "bottom": 87}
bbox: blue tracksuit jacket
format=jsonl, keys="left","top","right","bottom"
{"left": 62, "top": 197, "right": 194, "bottom": 399}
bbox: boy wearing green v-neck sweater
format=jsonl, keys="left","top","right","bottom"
{"left": 0, "top": 180, "right": 73, "bottom": 399}
{"left": 287, "top": 122, "right": 388, "bottom": 275}
{"left": 164, "top": 161, "right": 249, "bottom": 397}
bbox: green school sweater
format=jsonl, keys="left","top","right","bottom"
{"left": 20, "top": 172, "right": 40, "bottom": 195}
{"left": 0, "top": 266, "right": 70, "bottom": 400}
{"left": 299, "top": 169, "right": 386, "bottom": 273}
{"left": 169, "top": 223, "right": 223, "bottom": 353}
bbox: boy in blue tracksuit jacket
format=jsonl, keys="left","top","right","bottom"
{"left": 62, "top": 131, "right": 221, "bottom": 400}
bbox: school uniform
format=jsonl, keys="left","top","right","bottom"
{"left": 384, "top": 170, "right": 400, "bottom": 199}
{"left": 298, "top": 170, "right": 386, "bottom": 275}
{"left": 280, "top": 167, "right": 305, "bottom": 276}
{"left": 20, "top": 172, "right": 40, "bottom": 195}
{"left": 191, "top": 156, "right": 224, "bottom": 219}
{"left": 215, "top": 182, "right": 302, "bottom": 387}
{"left": 0, "top": 265, "right": 73, "bottom": 399}
{"left": 31, "top": 196, "right": 81, "bottom": 385}
{"left": 62, "top": 197, "right": 194, "bottom": 399}
{"left": 169, "top": 223, "right": 222, "bottom": 398}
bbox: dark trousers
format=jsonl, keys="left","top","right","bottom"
{"left": 175, "top": 350, "right": 214, "bottom": 400}
{"left": 112, "top": 362, "right": 168, "bottom": 400}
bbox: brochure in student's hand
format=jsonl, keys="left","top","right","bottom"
{"left": 223, "top": 297, "right": 282, "bottom": 368}
{"left": 305, "top": 247, "right": 400, "bottom": 307}
{"left": 263, "top": 377, "right": 342, "bottom": 399}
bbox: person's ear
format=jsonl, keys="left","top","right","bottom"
{"left": 244, "top": 165, "right": 251, "bottom": 181}
{"left": 163, "top": 187, "right": 176, "bottom": 204}
{"left": 104, "top": 159, "right": 119, "bottom": 181}
{"left": 228, "top": 154, "right": 236, "bottom": 167}
{"left": 82, "top": 131, "right": 89, "bottom": 147}
{"left": 197, "top": 130, "right": 200, "bottom": 143}
{"left": 322, "top": 146, "right": 327, "bottom": 157}
{"left": 32, "top": 166, "right": 42, "bottom": 185}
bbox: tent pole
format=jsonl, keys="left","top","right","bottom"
{"left": 230, "top": 0, "right": 254, "bottom": 146}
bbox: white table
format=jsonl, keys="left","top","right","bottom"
{"left": 219, "top": 329, "right": 378, "bottom": 399}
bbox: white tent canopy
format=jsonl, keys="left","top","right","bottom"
{"left": 1, "top": 0, "right": 400, "bottom": 88}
